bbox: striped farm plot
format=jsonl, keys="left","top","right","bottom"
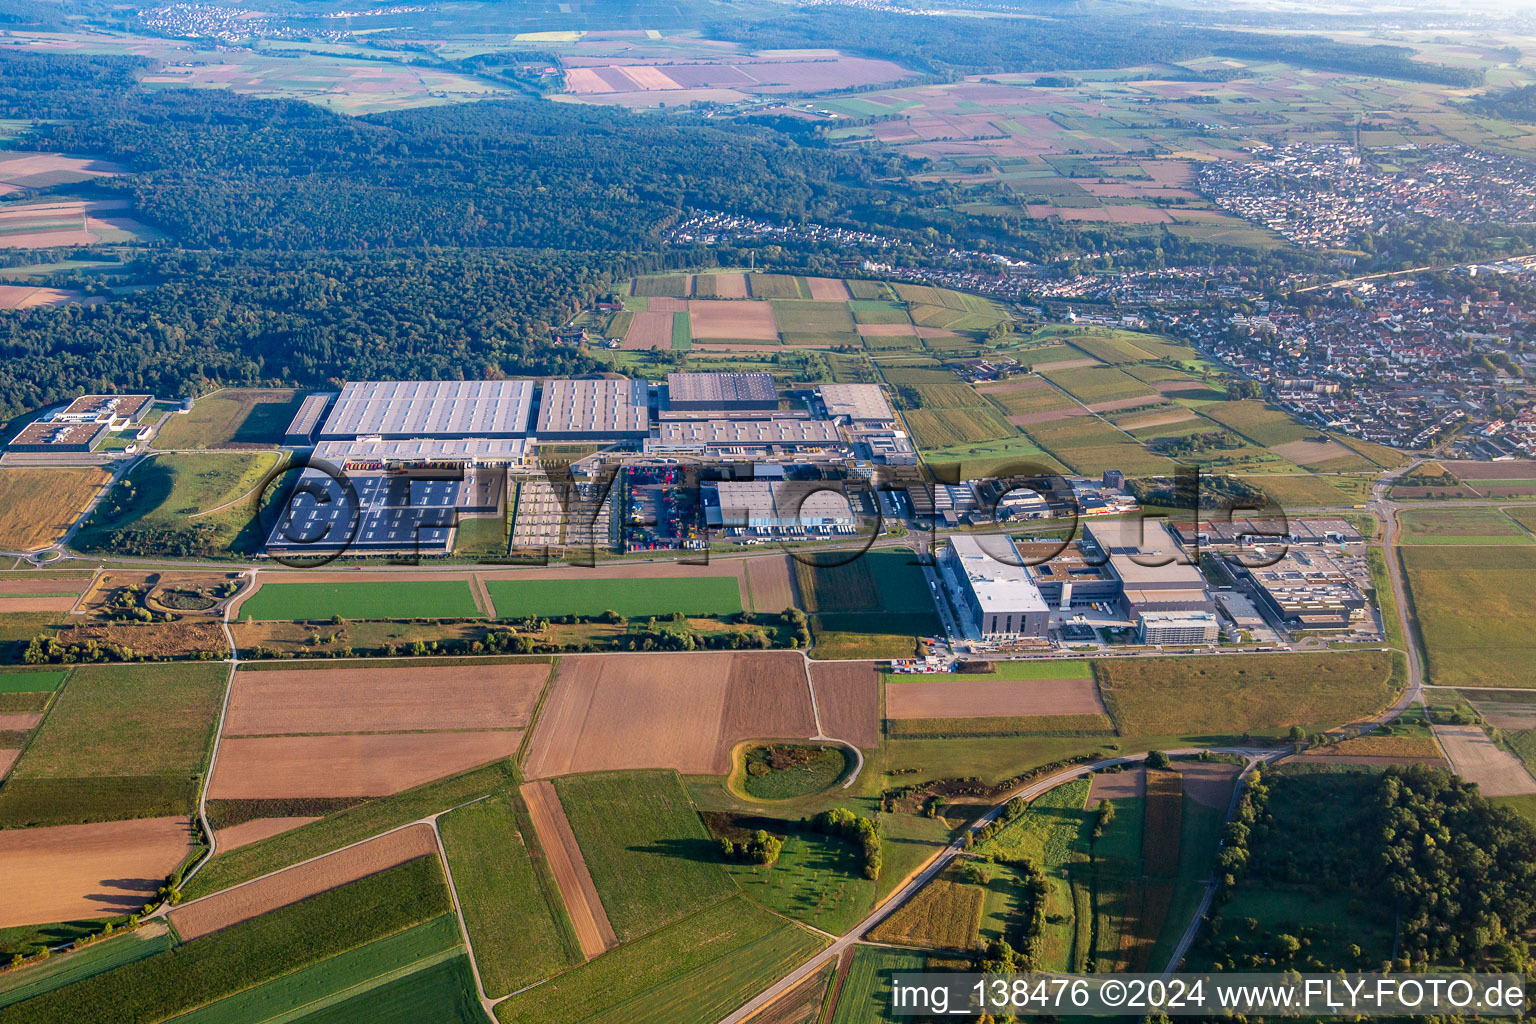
{"left": 688, "top": 299, "right": 781, "bottom": 340}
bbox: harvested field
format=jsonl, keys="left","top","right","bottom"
{"left": 1174, "top": 762, "right": 1239, "bottom": 809}
{"left": 622, "top": 310, "right": 675, "bottom": 350}
{"left": 0, "top": 468, "right": 110, "bottom": 551}
{"left": 0, "top": 713, "right": 41, "bottom": 730}
{"left": 884, "top": 676, "right": 1105, "bottom": 720}
{"left": 0, "top": 152, "right": 123, "bottom": 193}
{"left": 0, "top": 816, "right": 194, "bottom": 928}
{"left": 0, "top": 596, "right": 75, "bottom": 613}
{"left": 1272, "top": 439, "right": 1355, "bottom": 466}
{"left": 746, "top": 554, "right": 798, "bottom": 613}
{"left": 689, "top": 299, "right": 780, "bottom": 340}
{"left": 208, "top": 731, "right": 522, "bottom": 798}
{"left": 696, "top": 273, "right": 748, "bottom": 298}
{"left": 856, "top": 323, "right": 917, "bottom": 336}
{"left": 808, "top": 662, "right": 880, "bottom": 748}
{"left": 1085, "top": 396, "right": 1164, "bottom": 414}
{"left": 168, "top": 823, "right": 437, "bottom": 940}
{"left": 805, "top": 277, "right": 851, "bottom": 301}
{"left": 520, "top": 780, "right": 617, "bottom": 958}
{"left": 1089, "top": 767, "right": 1144, "bottom": 802}
{"left": 1119, "top": 409, "right": 1198, "bottom": 431}
{"left": 646, "top": 296, "right": 690, "bottom": 313}
{"left": 523, "top": 651, "right": 816, "bottom": 778}
{"left": 1434, "top": 725, "right": 1536, "bottom": 796}
{"left": 214, "top": 816, "right": 321, "bottom": 852}
{"left": 222, "top": 662, "right": 547, "bottom": 736}
{"left": 0, "top": 285, "right": 89, "bottom": 309}
{"left": 0, "top": 749, "right": 17, "bottom": 779}
{"left": 1142, "top": 770, "right": 1183, "bottom": 877}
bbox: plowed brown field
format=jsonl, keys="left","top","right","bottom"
{"left": 169, "top": 824, "right": 437, "bottom": 940}
{"left": 520, "top": 780, "right": 616, "bottom": 958}
{"left": 746, "top": 554, "right": 798, "bottom": 612}
{"left": 0, "top": 817, "right": 194, "bottom": 927}
{"left": 805, "top": 277, "right": 851, "bottom": 301}
{"left": 208, "top": 731, "right": 521, "bottom": 798}
{"left": 223, "top": 662, "right": 547, "bottom": 735}
{"left": 214, "top": 816, "right": 322, "bottom": 853}
{"left": 523, "top": 651, "right": 815, "bottom": 778}
{"left": 1089, "top": 766, "right": 1144, "bottom": 802}
{"left": 809, "top": 662, "right": 880, "bottom": 748}
{"left": 885, "top": 676, "right": 1106, "bottom": 720}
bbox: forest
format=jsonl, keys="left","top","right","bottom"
{"left": 0, "top": 249, "right": 635, "bottom": 417}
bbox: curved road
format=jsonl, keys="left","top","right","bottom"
{"left": 717, "top": 747, "right": 1273, "bottom": 1024}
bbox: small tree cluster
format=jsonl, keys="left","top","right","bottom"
{"left": 718, "top": 829, "right": 783, "bottom": 866}
{"left": 813, "top": 807, "right": 881, "bottom": 880}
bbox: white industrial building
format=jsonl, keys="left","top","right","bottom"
{"left": 1138, "top": 610, "right": 1220, "bottom": 645}
{"left": 941, "top": 534, "right": 1049, "bottom": 639}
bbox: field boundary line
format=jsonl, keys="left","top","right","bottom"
{"left": 162, "top": 795, "right": 490, "bottom": 917}
{"left": 428, "top": 814, "right": 496, "bottom": 1015}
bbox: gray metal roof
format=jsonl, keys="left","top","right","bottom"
{"left": 318, "top": 381, "right": 534, "bottom": 439}
{"left": 535, "top": 379, "right": 650, "bottom": 436}
{"left": 667, "top": 372, "right": 776, "bottom": 405}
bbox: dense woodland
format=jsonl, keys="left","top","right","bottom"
{"left": 1204, "top": 766, "right": 1536, "bottom": 972}
{"left": 0, "top": 249, "right": 624, "bottom": 417}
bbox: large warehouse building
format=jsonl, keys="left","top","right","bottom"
{"left": 941, "top": 534, "right": 1049, "bottom": 639}
{"left": 536, "top": 379, "right": 650, "bottom": 440}
{"left": 316, "top": 380, "right": 535, "bottom": 441}
{"left": 666, "top": 372, "right": 777, "bottom": 412}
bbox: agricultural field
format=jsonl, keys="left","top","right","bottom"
{"left": 487, "top": 575, "right": 743, "bottom": 619}
{"left": 867, "top": 863, "right": 983, "bottom": 951}
{"left": 827, "top": 946, "right": 928, "bottom": 1024}
{"left": 168, "top": 825, "right": 439, "bottom": 941}
{"left": 520, "top": 779, "right": 617, "bottom": 959}
{"left": 0, "top": 817, "right": 196, "bottom": 931}
{"left": 439, "top": 793, "right": 582, "bottom": 994}
{"left": 0, "top": 196, "right": 156, "bottom": 248}
{"left": 152, "top": 389, "right": 304, "bottom": 450}
{"left": 237, "top": 579, "right": 483, "bottom": 621}
{"left": 809, "top": 662, "right": 881, "bottom": 749}
{"left": 1398, "top": 506, "right": 1533, "bottom": 545}
{"left": 0, "top": 661, "right": 227, "bottom": 826}
{"left": 1402, "top": 545, "right": 1536, "bottom": 688}
{"left": 796, "top": 549, "right": 942, "bottom": 655}
{"left": 0, "top": 857, "right": 455, "bottom": 1024}
{"left": 523, "top": 651, "right": 815, "bottom": 778}
{"left": 0, "top": 923, "right": 176, "bottom": 1009}
{"left": 0, "top": 469, "right": 110, "bottom": 551}
{"left": 551, "top": 769, "right": 736, "bottom": 942}
{"left": 495, "top": 896, "right": 826, "bottom": 1024}
{"left": 1095, "top": 652, "right": 1397, "bottom": 741}
{"left": 73, "top": 452, "right": 282, "bottom": 559}
{"left": 185, "top": 758, "right": 520, "bottom": 900}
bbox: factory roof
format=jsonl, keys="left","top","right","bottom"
{"left": 819, "top": 383, "right": 894, "bottom": 422}
{"left": 947, "top": 534, "right": 1048, "bottom": 613}
{"left": 319, "top": 380, "right": 534, "bottom": 438}
{"left": 313, "top": 438, "right": 531, "bottom": 463}
{"left": 655, "top": 418, "right": 838, "bottom": 446}
{"left": 535, "top": 378, "right": 649, "bottom": 436}
{"left": 666, "top": 372, "right": 776, "bottom": 406}
{"left": 60, "top": 394, "right": 153, "bottom": 423}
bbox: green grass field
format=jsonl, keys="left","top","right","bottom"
{"left": 290, "top": 955, "right": 485, "bottom": 1024}
{"left": 73, "top": 452, "right": 281, "bottom": 559}
{"left": 1403, "top": 545, "right": 1536, "bottom": 688}
{"left": 1095, "top": 652, "right": 1396, "bottom": 741}
{"left": 0, "top": 669, "right": 66, "bottom": 693}
{"left": 0, "top": 662, "right": 226, "bottom": 826}
{"left": 495, "top": 897, "right": 826, "bottom": 1024}
{"left": 749, "top": 274, "right": 808, "bottom": 299}
{"left": 239, "top": 580, "right": 483, "bottom": 621}
{"left": 487, "top": 577, "right": 742, "bottom": 620}
{"left": 716, "top": 819, "right": 876, "bottom": 936}
{"left": 828, "top": 946, "right": 927, "bottom": 1024}
{"left": 159, "top": 915, "right": 466, "bottom": 1024}
{"left": 1, "top": 858, "right": 452, "bottom": 1024}
{"left": 553, "top": 770, "right": 736, "bottom": 943}
{"left": 152, "top": 389, "right": 303, "bottom": 450}
{"left": 1398, "top": 507, "right": 1533, "bottom": 545}
{"left": 671, "top": 311, "right": 693, "bottom": 351}
{"left": 439, "top": 793, "right": 580, "bottom": 996}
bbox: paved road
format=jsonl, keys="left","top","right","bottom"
{"left": 717, "top": 748, "right": 1269, "bottom": 1024}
